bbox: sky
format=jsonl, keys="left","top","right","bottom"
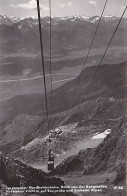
{"left": 0, "top": 0, "right": 127, "bottom": 18}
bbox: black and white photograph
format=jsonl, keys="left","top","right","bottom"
{"left": 0, "top": 0, "right": 127, "bottom": 196}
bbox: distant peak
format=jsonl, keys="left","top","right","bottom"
{"left": 0, "top": 14, "right": 7, "bottom": 18}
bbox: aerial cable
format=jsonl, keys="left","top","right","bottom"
{"left": 85, "top": 6, "right": 127, "bottom": 93}
{"left": 55, "top": 0, "right": 109, "bottom": 128}
{"left": 56, "top": 5, "right": 127, "bottom": 129}
{"left": 71, "top": 0, "right": 108, "bottom": 100}
{"left": 74, "top": 6, "right": 127, "bottom": 120}
{"left": 36, "top": 0, "right": 55, "bottom": 170}
{"left": 36, "top": 0, "right": 50, "bottom": 135}
{"left": 49, "top": 0, "right": 53, "bottom": 117}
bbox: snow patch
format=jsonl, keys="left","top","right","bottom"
{"left": 91, "top": 129, "right": 111, "bottom": 139}
{"left": 104, "top": 15, "right": 114, "bottom": 18}
{"left": 10, "top": 16, "right": 20, "bottom": 22}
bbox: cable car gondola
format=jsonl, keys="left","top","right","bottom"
{"left": 48, "top": 149, "right": 54, "bottom": 171}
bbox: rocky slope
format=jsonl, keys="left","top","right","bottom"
{"left": 5, "top": 96, "right": 125, "bottom": 165}
{"left": 47, "top": 61, "right": 127, "bottom": 116}
{"left": 52, "top": 118, "right": 126, "bottom": 185}
{"left": 0, "top": 112, "right": 65, "bottom": 156}
{"left": 0, "top": 154, "right": 78, "bottom": 196}
{"left": 0, "top": 153, "right": 63, "bottom": 187}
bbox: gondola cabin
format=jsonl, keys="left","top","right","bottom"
{"left": 48, "top": 148, "right": 54, "bottom": 171}
{"left": 48, "top": 156, "right": 54, "bottom": 171}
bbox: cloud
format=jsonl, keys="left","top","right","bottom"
{"left": 11, "top": 0, "right": 49, "bottom": 10}
{"left": 89, "top": 0, "right": 96, "bottom": 5}
{"left": 59, "top": 2, "right": 72, "bottom": 8}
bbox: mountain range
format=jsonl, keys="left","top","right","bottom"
{"left": 0, "top": 14, "right": 125, "bottom": 26}
{"left": 0, "top": 14, "right": 127, "bottom": 56}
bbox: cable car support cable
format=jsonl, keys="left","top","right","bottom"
{"left": 49, "top": 0, "right": 53, "bottom": 117}
{"left": 55, "top": 0, "right": 109, "bottom": 128}
{"left": 71, "top": 0, "right": 108, "bottom": 100}
{"left": 36, "top": 0, "right": 50, "bottom": 133}
{"left": 36, "top": 0, "right": 54, "bottom": 170}
{"left": 56, "top": 5, "right": 127, "bottom": 129}
{"left": 74, "top": 6, "right": 127, "bottom": 120}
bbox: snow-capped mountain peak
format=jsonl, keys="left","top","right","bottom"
{"left": 10, "top": 16, "right": 20, "bottom": 22}
{"left": 89, "top": 16, "right": 100, "bottom": 23}
{"left": 0, "top": 14, "right": 7, "bottom": 18}
{"left": 0, "top": 14, "right": 21, "bottom": 25}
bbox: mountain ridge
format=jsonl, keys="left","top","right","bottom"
{"left": 0, "top": 14, "right": 126, "bottom": 55}
{"left": 1, "top": 14, "right": 126, "bottom": 26}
